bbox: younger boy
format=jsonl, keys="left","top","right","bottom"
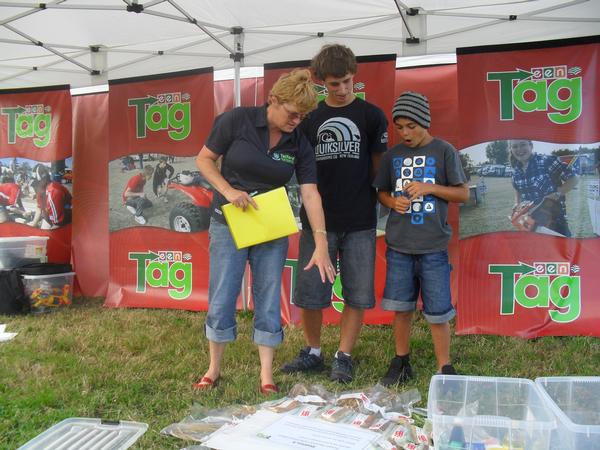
{"left": 373, "top": 91, "right": 469, "bottom": 385}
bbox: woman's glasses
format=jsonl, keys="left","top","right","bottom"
{"left": 281, "top": 103, "right": 306, "bottom": 122}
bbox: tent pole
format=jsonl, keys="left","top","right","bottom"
{"left": 234, "top": 60, "right": 241, "bottom": 108}
{"left": 231, "top": 26, "right": 248, "bottom": 310}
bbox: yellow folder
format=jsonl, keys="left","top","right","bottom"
{"left": 222, "top": 186, "right": 299, "bottom": 249}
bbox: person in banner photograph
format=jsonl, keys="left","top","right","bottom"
{"left": 509, "top": 139, "right": 578, "bottom": 237}
{"left": 29, "top": 170, "right": 72, "bottom": 229}
{"left": 152, "top": 156, "right": 174, "bottom": 203}
{"left": 194, "top": 69, "right": 335, "bottom": 395}
{"left": 122, "top": 165, "right": 154, "bottom": 225}
{"left": 0, "top": 174, "right": 31, "bottom": 223}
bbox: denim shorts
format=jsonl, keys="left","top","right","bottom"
{"left": 205, "top": 219, "right": 288, "bottom": 347}
{"left": 294, "top": 228, "right": 376, "bottom": 310}
{"left": 381, "top": 248, "right": 455, "bottom": 324}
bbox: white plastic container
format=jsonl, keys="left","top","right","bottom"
{"left": 427, "top": 375, "right": 556, "bottom": 450}
{"left": 0, "top": 236, "right": 48, "bottom": 269}
{"left": 17, "top": 418, "right": 148, "bottom": 450}
{"left": 535, "top": 377, "right": 600, "bottom": 450}
{"left": 22, "top": 272, "right": 75, "bottom": 313}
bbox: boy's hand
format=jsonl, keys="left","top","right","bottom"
{"left": 393, "top": 196, "right": 411, "bottom": 214}
{"left": 404, "top": 181, "right": 433, "bottom": 199}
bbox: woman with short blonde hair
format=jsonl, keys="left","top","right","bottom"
{"left": 194, "top": 69, "right": 335, "bottom": 395}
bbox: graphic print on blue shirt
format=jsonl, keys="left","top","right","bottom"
{"left": 393, "top": 155, "right": 437, "bottom": 225}
{"left": 315, "top": 117, "right": 361, "bottom": 161}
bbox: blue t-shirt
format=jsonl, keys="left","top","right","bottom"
{"left": 205, "top": 105, "right": 317, "bottom": 223}
{"left": 373, "top": 138, "right": 466, "bottom": 253}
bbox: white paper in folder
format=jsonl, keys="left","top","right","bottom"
{"left": 204, "top": 410, "right": 380, "bottom": 450}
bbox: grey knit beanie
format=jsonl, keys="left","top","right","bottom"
{"left": 392, "top": 91, "right": 431, "bottom": 129}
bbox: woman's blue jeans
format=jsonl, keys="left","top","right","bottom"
{"left": 205, "top": 219, "right": 287, "bottom": 347}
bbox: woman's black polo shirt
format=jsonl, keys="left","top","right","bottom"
{"left": 205, "top": 105, "right": 317, "bottom": 223}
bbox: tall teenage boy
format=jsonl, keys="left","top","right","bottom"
{"left": 281, "top": 44, "right": 388, "bottom": 383}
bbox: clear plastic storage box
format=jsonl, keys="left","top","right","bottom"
{"left": 17, "top": 418, "right": 148, "bottom": 450}
{"left": 22, "top": 272, "right": 75, "bottom": 313}
{"left": 535, "top": 377, "right": 600, "bottom": 450}
{"left": 0, "top": 236, "right": 48, "bottom": 269}
{"left": 428, "top": 375, "right": 556, "bottom": 450}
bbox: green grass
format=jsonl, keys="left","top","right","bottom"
{"left": 1, "top": 298, "right": 599, "bottom": 449}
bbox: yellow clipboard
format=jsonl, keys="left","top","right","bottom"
{"left": 222, "top": 186, "right": 299, "bottom": 249}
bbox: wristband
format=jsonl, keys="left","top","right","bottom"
{"left": 313, "top": 229, "right": 327, "bottom": 235}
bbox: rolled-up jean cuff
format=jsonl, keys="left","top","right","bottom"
{"left": 345, "top": 299, "right": 376, "bottom": 310}
{"left": 205, "top": 322, "right": 237, "bottom": 343}
{"left": 253, "top": 327, "right": 284, "bottom": 347}
{"left": 381, "top": 297, "right": 416, "bottom": 312}
{"left": 424, "top": 308, "right": 456, "bottom": 324}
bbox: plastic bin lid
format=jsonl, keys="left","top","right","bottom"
{"left": 0, "top": 236, "right": 49, "bottom": 243}
{"left": 22, "top": 271, "right": 75, "bottom": 280}
{"left": 535, "top": 376, "right": 600, "bottom": 432}
{"left": 18, "top": 262, "right": 73, "bottom": 275}
{"left": 17, "top": 418, "right": 148, "bottom": 450}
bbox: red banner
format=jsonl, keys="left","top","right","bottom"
{"left": 263, "top": 55, "right": 396, "bottom": 325}
{"left": 457, "top": 36, "right": 600, "bottom": 337}
{"left": 214, "top": 78, "right": 264, "bottom": 114}
{"left": 106, "top": 69, "right": 214, "bottom": 309}
{"left": 457, "top": 36, "right": 600, "bottom": 148}
{"left": 72, "top": 93, "right": 109, "bottom": 296}
{"left": 0, "top": 85, "right": 72, "bottom": 263}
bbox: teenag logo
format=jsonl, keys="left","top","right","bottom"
{"left": 486, "top": 65, "right": 582, "bottom": 124}
{"left": 127, "top": 92, "right": 191, "bottom": 140}
{"left": 1, "top": 104, "right": 52, "bottom": 147}
{"left": 488, "top": 261, "right": 581, "bottom": 323}
{"left": 128, "top": 250, "right": 192, "bottom": 300}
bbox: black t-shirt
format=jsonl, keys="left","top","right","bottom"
{"left": 299, "top": 98, "right": 388, "bottom": 232}
{"left": 205, "top": 105, "right": 317, "bottom": 223}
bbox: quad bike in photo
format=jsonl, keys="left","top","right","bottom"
{"left": 167, "top": 171, "right": 213, "bottom": 233}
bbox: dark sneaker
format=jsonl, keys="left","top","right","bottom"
{"left": 380, "top": 355, "right": 413, "bottom": 387}
{"left": 280, "top": 347, "right": 325, "bottom": 374}
{"left": 439, "top": 363, "right": 457, "bottom": 375}
{"left": 330, "top": 352, "right": 353, "bottom": 383}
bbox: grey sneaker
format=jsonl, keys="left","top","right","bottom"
{"left": 330, "top": 352, "right": 353, "bottom": 383}
{"left": 126, "top": 205, "right": 136, "bottom": 214}
{"left": 280, "top": 347, "right": 325, "bottom": 374}
{"left": 380, "top": 355, "right": 413, "bottom": 387}
{"left": 134, "top": 215, "right": 146, "bottom": 225}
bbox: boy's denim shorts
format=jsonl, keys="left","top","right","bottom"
{"left": 381, "top": 248, "right": 455, "bottom": 324}
{"left": 293, "top": 228, "right": 376, "bottom": 310}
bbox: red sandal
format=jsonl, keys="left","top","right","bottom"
{"left": 260, "top": 383, "right": 279, "bottom": 395}
{"left": 192, "top": 376, "right": 219, "bottom": 390}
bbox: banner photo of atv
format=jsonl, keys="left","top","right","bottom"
{"left": 167, "top": 170, "right": 212, "bottom": 233}
{"left": 106, "top": 68, "right": 215, "bottom": 310}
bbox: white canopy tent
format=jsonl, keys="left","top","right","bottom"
{"left": 0, "top": 0, "right": 599, "bottom": 91}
